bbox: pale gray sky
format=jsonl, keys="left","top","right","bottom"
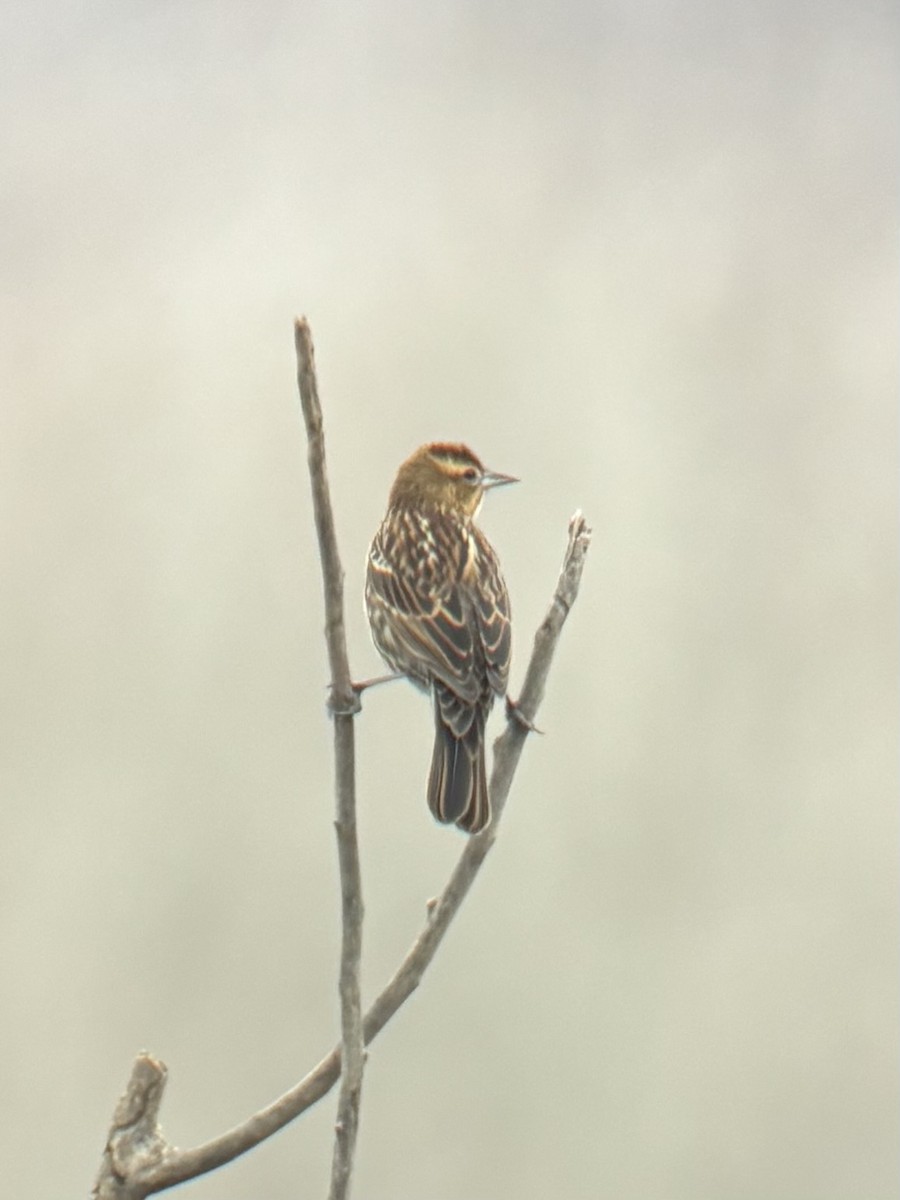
{"left": 1, "top": 2, "right": 896, "bottom": 1198}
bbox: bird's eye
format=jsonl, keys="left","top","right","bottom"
{"left": 461, "top": 467, "right": 480, "bottom": 484}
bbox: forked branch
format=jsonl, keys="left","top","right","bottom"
{"left": 92, "top": 322, "right": 591, "bottom": 1200}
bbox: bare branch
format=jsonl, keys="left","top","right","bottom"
{"left": 91, "top": 327, "right": 591, "bottom": 1199}
{"left": 295, "top": 317, "right": 365, "bottom": 1200}
{"left": 361, "top": 510, "right": 593, "bottom": 1036}
{"left": 105, "top": 510, "right": 591, "bottom": 1196}
{"left": 294, "top": 318, "right": 358, "bottom": 714}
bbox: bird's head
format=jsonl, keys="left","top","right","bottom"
{"left": 388, "top": 443, "right": 518, "bottom": 516}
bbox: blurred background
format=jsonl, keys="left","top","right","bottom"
{"left": 1, "top": 2, "right": 895, "bottom": 1197}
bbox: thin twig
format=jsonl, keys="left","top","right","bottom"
{"left": 294, "top": 318, "right": 358, "bottom": 713}
{"left": 92, "top": 510, "right": 591, "bottom": 1197}
{"left": 294, "top": 317, "right": 365, "bottom": 1200}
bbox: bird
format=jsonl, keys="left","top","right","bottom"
{"left": 365, "top": 442, "right": 516, "bottom": 834}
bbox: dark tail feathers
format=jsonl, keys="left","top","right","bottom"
{"left": 427, "top": 701, "right": 490, "bottom": 834}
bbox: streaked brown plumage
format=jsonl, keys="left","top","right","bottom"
{"left": 365, "top": 443, "right": 516, "bottom": 833}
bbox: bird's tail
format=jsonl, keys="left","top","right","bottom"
{"left": 427, "top": 691, "right": 490, "bottom": 834}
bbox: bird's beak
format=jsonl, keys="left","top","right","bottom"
{"left": 481, "top": 470, "right": 519, "bottom": 489}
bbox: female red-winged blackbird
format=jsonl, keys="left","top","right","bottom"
{"left": 366, "top": 443, "right": 516, "bottom": 833}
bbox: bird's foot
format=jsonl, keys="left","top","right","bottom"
{"left": 505, "top": 695, "right": 543, "bottom": 734}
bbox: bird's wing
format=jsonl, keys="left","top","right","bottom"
{"left": 367, "top": 516, "right": 481, "bottom": 703}
{"left": 471, "top": 525, "right": 512, "bottom": 697}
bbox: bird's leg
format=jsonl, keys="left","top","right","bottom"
{"left": 505, "top": 694, "right": 543, "bottom": 735}
{"left": 352, "top": 671, "right": 404, "bottom": 694}
{"left": 326, "top": 672, "right": 403, "bottom": 716}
